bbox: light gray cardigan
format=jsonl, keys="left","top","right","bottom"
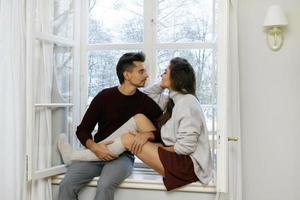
{"left": 144, "top": 84, "right": 213, "bottom": 184}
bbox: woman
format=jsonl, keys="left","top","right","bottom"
{"left": 58, "top": 57, "right": 212, "bottom": 190}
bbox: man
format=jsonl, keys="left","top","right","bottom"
{"left": 58, "top": 52, "right": 162, "bottom": 200}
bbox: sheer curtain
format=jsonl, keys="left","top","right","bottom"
{"left": 0, "top": 0, "right": 26, "bottom": 200}
{"left": 31, "top": 1, "right": 54, "bottom": 200}
{"left": 31, "top": 41, "right": 54, "bottom": 200}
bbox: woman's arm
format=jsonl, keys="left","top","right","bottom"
{"left": 174, "top": 118, "right": 200, "bottom": 155}
{"left": 143, "top": 83, "right": 169, "bottom": 110}
{"left": 173, "top": 98, "right": 204, "bottom": 155}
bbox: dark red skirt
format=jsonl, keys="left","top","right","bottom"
{"left": 158, "top": 147, "right": 199, "bottom": 191}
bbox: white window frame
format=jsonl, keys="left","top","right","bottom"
{"left": 216, "top": 0, "right": 230, "bottom": 193}
{"left": 25, "top": 0, "right": 81, "bottom": 182}
{"left": 24, "top": 0, "right": 229, "bottom": 194}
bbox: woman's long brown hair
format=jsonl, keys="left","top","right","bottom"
{"left": 157, "top": 57, "right": 196, "bottom": 128}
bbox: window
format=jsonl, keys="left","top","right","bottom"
{"left": 84, "top": 0, "right": 218, "bottom": 180}
{"left": 26, "top": 0, "right": 79, "bottom": 181}
{"left": 26, "top": 0, "right": 229, "bottom": 195}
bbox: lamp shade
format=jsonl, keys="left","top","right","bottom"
{"left": 263, "top": 5, "right": 288, "bottom": 27}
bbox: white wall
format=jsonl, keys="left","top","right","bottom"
{"left": 238, "top": 0, "right": 300, "bottom": 200}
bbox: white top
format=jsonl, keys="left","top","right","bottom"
{"left": 144, "top": 84, "right": 213, "bottom": 184}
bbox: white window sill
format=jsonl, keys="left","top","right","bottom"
{"left": 52, "top": 168, "right": 216, "bottom": 193}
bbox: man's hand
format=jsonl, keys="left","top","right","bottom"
{"left": 87, "top": 139, "right": 116, "bottom": 161}
{"left": 129, "top": 132, "right": 153, "bottom": 154}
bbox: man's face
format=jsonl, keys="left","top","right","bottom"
{"left": 124, "top": 61, "right": 148, "bottom": 87}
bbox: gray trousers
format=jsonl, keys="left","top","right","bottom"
{"left": 58, "top": 153, "right": 134, "bottom": 200}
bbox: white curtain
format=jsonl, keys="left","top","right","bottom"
{"left": 217, "top": 0, "right": 242, "bottom": 200}
{"left": 31, "top": 0, "right": 54, "bottom": 200}
{"left": 0, "top": 0, "right": 26, "bottom": 200}
{"left": 31, "top": 43, "right": 54, "bottom": 200}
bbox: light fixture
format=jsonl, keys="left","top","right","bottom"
{"left": 263, "top": 5, "right": 288, "bottom": 51}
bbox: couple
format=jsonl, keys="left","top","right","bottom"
{"left": 58, "top": 52, "right": 213, "bottom": 200}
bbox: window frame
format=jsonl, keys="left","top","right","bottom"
{"left": 24, "top": 0, "right": 229, "bottom": 194}
{"left": 25, "top": 0, "right": 81, "bottom": 181}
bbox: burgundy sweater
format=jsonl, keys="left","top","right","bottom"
{"left": 76, "top": 86, "right": 162, "bottom": 146}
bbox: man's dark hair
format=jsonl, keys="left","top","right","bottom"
{"left": 116, "top": 52, "right": 146, "bottom": 84}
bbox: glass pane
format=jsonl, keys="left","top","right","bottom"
{"left": 53, "top": 45, "right": 73, "bottom": 103}
{"left": 53, "top": 0, "right": 74, "bottom": 38}
{"left": 53, "top": 44, "right": 74, "bottom": 164}
{"left": 88, "top": 50, "right": 141, "bottom": 101}
{"left": 157, "top": 0, "right": 213, "bottom": 43}
{"left": 35, "top": 0, "right": 74, "bottom": 38}
{"left": 51, "top": 107, "right": 73, "bottom": 166}
{"left": 34, "top": 40, "right": 73, "bottom": 103}
{"left": 88, "top": 0, "right": 143, "bottom": 44}
{"left": 157, "top": 49, "right": 217, "bottom": 131}
{"left": 33, "top": 40, "right": 74, "bottom": 169}
{"left": 33, "top": 107, "right": 73, "bottom": 169}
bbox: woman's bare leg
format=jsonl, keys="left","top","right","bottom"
{"left": 122, "top": 133, "right": 165, "bottom": 176}
{"left": 58, "top": 114, "right": 157, "bottom": 164}
{"left": 133, "top": 113, "right": 157, "bottom": 133}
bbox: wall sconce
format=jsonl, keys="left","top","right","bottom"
{"left": 263, "top": 5, "right": 288, "bottom": 51}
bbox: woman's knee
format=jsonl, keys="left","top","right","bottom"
{"left": 133, "top": 113, "right": 156, "bottom": 130}
{"left": 133, "top": 113, "right": 147, "bottom": 122}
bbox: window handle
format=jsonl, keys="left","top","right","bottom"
{"left": 227, "top": 136, "right": 239, "bottom": 142}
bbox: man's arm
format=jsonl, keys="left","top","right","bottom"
{"left": 76, "top": 92, "right": 116, "bottom": 160}
{"left": 76, "top": 95, "right": 100, "bottom": 147}
{"left": 76, "top": 95, "right": 99, "bottom": 146}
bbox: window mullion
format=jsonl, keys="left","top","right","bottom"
{"left": 144, "top": 0, "right": 157, "bottom": 85}
{"left": 87, "top": 43, "right": 144, "bottom": 51}
{"left": 157, "top": 42, "right": 214, "bottom": 49}
{"left": 34, "top": 32, "right": 75, "bottom": 46}
{"left": 71, "top": 0, "right": 82, "bottom": 147}
{"left": 80, "top": 0, "right": 89, "bottom": 121}
{"left": 217, "top": 0, "right": 229, "bottom": 192}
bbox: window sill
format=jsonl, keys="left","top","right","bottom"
{"left": 52, "top": 168, "right": 216, "bottom": 193}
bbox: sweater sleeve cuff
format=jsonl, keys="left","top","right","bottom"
{"left": 76, "top": 131, "right": 93, "bottom": 147}
{"left": 152, "top": 83, "right": 164, "bottom": 93}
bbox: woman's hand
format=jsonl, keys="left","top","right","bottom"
{"left": 129, "top": 132, "right": 153, "bottom": 154}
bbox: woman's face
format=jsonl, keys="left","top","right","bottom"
{"left": 160, "top": 65, "right": 172, "bottom": 89}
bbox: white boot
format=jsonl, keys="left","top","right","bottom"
{"left": 57, "top": 134, "right": 73, "bottom": 165}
